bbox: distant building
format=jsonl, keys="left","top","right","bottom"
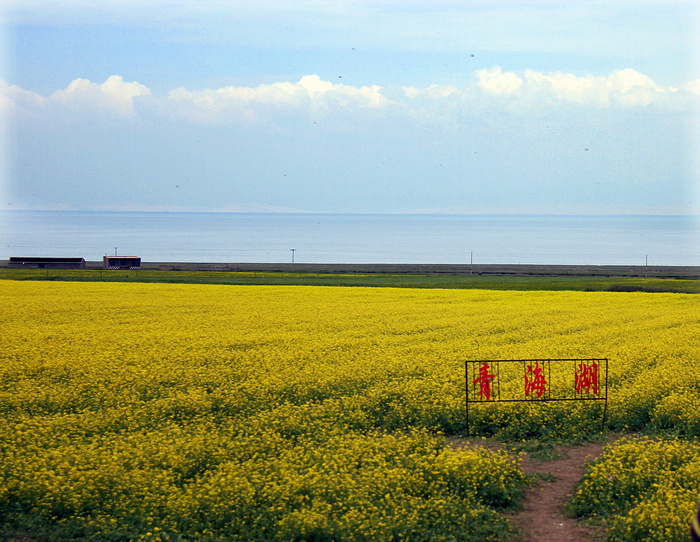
{"left": 8, "top": 257, "right": 86, "bottom": 269}
{"left": 103, "top": 256, "right": 141, "bottom": 270}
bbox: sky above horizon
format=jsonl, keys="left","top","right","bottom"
{"left": 1, "top": 1, "right": 699, "bottom": 215}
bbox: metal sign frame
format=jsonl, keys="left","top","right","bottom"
{"left": 465, "top": 358, "right": 608, "bottom": 435}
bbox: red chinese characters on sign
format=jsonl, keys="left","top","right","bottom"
{"left": 524, "top": 362, "right": 547, "bottom": 398}
{"left": 575, "top": 361, "right": 599, "bottom": 395}
{"left": 473, "top": 361, "right": 495, "bottom": 401}
{"left": 465, "top": 359, "right": 608, "bottom": 436}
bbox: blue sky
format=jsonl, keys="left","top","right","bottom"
{"left": 1, "top": 0, "right": 699, "bottom": 214}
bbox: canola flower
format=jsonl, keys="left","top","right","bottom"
{"left": 1, "top": 280, "right": 698, "bottom": 541}
{"left": 567, "top": 437, "right": 700, "bottom": 542}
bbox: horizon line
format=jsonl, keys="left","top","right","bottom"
{"left": 2, "top": 208, "right": 700, "bottom": 218}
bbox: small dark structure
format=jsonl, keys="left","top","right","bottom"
{"left": 9, "top": 257, "right": 86, "bottom": 269}
{"left": 103, "top": 256, "right": 141, "bottom": 270}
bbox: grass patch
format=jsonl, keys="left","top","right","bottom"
{"left": 1, "top": 268, "right": 698, "bottom": 293}
{"left": 508, "top": 440, "right": 563, "bottom": 462}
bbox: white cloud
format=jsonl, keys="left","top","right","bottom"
{"left": 50, "top": 76, "right": 151, "bottom": 114}
{"left": 168, "top": 75, "right": 387, "bottom": 120}
{"left": 521, "top": 68, "right": 667, "bottom": 107}
{"left": 405, "top": 66, "right": 698, "bottom": 110}
{"left": 475, "top": 66, "right": 524, "bottom": 95}
{"left": 403, "top": 84, "right": 458, "bottom": 100}
{"left": 0, "top": 76, "right": 150, "bottom": 120}
{"left": 682, "top": 80, "right": 700, "bottom": 95}
{"left": 0, "top": 80, "right": 45, "bottom": 115}
{"left": 2, "top": 69, "right": 697, "bottom": 129}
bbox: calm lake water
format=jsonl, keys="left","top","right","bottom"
{"left": 1, "top": 211, "right": 699, "bottom": 266}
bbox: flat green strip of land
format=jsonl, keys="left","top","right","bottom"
{"left": 1, "top": 265, "right": 698, "bottom": 293}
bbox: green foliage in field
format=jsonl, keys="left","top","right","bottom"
{"left": 1, "top": 267, "right": 698, "bottom": 293}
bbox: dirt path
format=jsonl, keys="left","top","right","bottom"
{"left": 448, "top": 436, "right": 620, "bottom": 542}
{"left": 509, "top": 440, "right": 610, "bottom": 542}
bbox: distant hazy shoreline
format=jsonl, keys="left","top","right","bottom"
{"left": 5, "top": 212, "right": 698, "bottom": 267}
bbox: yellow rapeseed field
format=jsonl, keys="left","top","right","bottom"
{"left": 1, "top": 280, "right": 698, "bottom": 541}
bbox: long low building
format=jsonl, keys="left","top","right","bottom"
{"left": 103, "top": 256, "right": 141, "bottom": 270}
{"left": 8, "top": 257, "right": 87, "bottom": 269}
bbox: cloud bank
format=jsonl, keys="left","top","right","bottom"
{"left": 2, "top": 67, "right": 698, "bottom": 126}
{"left": 168, "top": 75, "right": 387, "bottom": 123}
{"left": 408, "top": 66, "right": 699, "bottom": 108}
{"left": 1, "top": 75, "right": 150, "bottom": 118}
{"left": 51, "top": 76, "right": 151, "bottom": 114}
